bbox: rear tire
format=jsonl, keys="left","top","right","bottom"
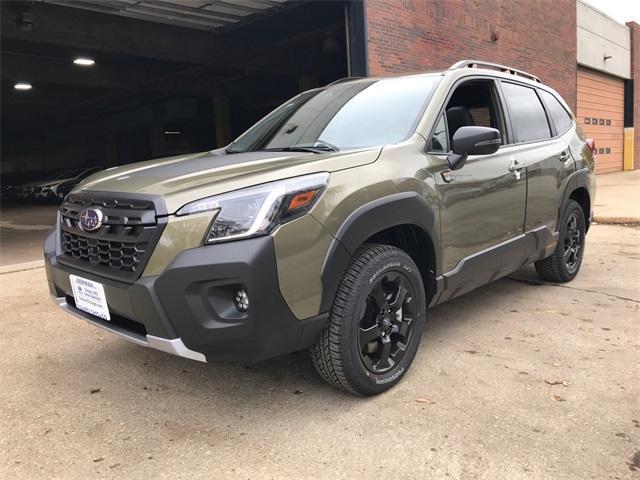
{"left": 310, "top": 244, "right": 426, "bottom": 395}
{"left": 535, "top": 199, "right": 586, "bottom": 283}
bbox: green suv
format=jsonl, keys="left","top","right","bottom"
{"left": 44, "top": 60, "right": 595, "bottom": 395}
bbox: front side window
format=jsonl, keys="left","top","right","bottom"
{"left": 226, "top": 76, "right": 441, "bottom": 154}
{"left": 539, "top": 89, "right": 573, "bottom": 134}
{"left": 443, "top": 80, "right": 505, "bottom": 147}
{"left": 501, "top": 82, "right": 551, "bottom": 143}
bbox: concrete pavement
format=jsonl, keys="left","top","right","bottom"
{"left": 1, "top": 170, "right": 639, "bottom": 479}
{"left": 594, "top": 170, "right": 640, "bottom": 224}
{"left": 1, "top": 224, "right": 638, "bottom": 480}
{"left": 0, "top": 203, "right": 57, "bottom": 266}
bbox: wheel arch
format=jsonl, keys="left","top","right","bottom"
{"left": 319, "top": 192, "right": 440, "bottom": 312}
{"left": 558, "top": 168, "right": 594, "bottom": 232}
{"left": 568, "top": 187, "right": 591, "bottom": 229}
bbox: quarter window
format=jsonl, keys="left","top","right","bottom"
{"left": 430, "top": 113, "right": 449, "bottom": 153}
{"left": 501, "top": 82, "right": 551, "bottom": 143}
{"left": 539, "top": 89, "right": 573, "bottom": 134}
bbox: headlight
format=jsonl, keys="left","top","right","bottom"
{"left": 176, "top": 172, "right": 329, "bottom": 244}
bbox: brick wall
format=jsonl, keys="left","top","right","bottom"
{"left": 627, "top": 21, "right": 640, "bottom": 170}
{"left": 365, "top": 0, "right": 577, "bottom": 111}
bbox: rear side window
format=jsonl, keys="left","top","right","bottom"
{"left": 539, "top": 89, "right": 573, "bottom": 134}
{"left": 501, "top": 82, "right": 551, "bottom": 143}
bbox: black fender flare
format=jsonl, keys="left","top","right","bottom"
{"left": 557, "top": 167, "right": 593, "bottom": 231}
{"left": 318, "top": 192, "right": 440, "bottom": 312}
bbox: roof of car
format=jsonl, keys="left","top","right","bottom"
{"left": 328, "top": 60, "right": 545, "bottom": 89}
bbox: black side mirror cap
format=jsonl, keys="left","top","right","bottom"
{"left": 447, "top": 126, "right": 502, "bottom": 170}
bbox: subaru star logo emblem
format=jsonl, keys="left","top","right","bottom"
{"left": 78, "top": 208, "right": 103, "bottom": 232}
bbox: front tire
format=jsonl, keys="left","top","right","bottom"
{"left": 310, "top": 244, "right": 426, "bottom": 395}
{"left": 535, "top": 199, "right": 586, "bottom": 283}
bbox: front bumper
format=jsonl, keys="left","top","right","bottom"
{"left": 50, "top": 294, "right": 206, "bottom": 361}
{"left": 45, "top": 230, "right": 327, "bottom": 363}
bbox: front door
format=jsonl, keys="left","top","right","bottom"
{"left": 428, "top": 79, "right": 528, "bottom": 286}
{"left": 435, "top": 146, "right": 528, "bottom": 274}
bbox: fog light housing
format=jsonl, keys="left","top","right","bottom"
{"left": 234, "top": 289, "right": 249, "bottom": 312}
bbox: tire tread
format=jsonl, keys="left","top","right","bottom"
{"left": 311, "top": 244, "right": 423, "bottom": 395}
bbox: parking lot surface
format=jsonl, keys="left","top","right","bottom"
{"left": 0, "top": 203, "right": 58, "bottom": 266}
{"left": 1, "top": 224, "right": 639, "bottom": 480}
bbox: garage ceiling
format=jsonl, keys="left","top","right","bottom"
{"left": 41, "top": 0, "right": 289, "bottom": 31}
{"left": 2, "top": 0, "right": 348, "bottom": 161}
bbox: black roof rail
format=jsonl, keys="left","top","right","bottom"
{"left": 326, "top": 76, "right": 365, "bottom": 86}
{"left": 448, "top": 60, "right": 541, "bottom": 83}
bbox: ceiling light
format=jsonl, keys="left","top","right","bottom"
{"left": 164, "top": 130, "right": 181, "bottom": 135}
{"left": 14, "top": 82, "right": 32, "bottom": 91}
{"left": 73, "top": 57, "right": 95, "bottom": 66}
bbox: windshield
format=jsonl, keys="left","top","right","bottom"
{"left": 226, "top": 75, "right": 440, "bottom": 154}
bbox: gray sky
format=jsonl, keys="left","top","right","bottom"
{"left": 581, "top": 0, "right": 640, "bottom": 24}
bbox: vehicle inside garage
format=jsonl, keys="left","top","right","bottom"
{"left": 1, "top": 0, "right": 365, "bottom": 195}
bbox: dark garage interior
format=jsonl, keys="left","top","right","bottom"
{"left": 1, "top": 0, "right": 366, "bottom": 193}
{"left": 0, "top": 0, "right": 366, "bottom": 265}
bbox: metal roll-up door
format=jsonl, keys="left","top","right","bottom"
{"left": 577, "top": 68, "right": 625, "bottom": 174}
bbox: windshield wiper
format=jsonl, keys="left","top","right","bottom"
{"left": 260, "top": 146, "right": 323, "bottom": 154}
{"left": 261, "top": 142, "right": 339, "bottom": 154}
{"left": 226, "top": 146, "right": 323, "bottom": 154}
{"left": 301, "top": 141, "right": 339, "bottom": 151}
{"left": 226, "top": 141, "right": 339, "bottom": 155}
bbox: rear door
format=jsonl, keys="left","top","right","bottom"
{"left": 500, "top": 81, "right": 575, "bottom": 234}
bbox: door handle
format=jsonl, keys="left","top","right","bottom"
{"left": 508, "top": 159, "right": 525, "bottom": 180}
{"left": 559, "top": 151, "right": 570, "bottom": 161}
{"left": 508, "top": 160, "right": 525, "bottom": 172}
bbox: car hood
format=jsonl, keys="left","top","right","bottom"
{"left": 77, "top": 147, "right": 381, "bottom": 214}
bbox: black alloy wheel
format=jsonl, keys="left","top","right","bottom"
{"left": 535, "top": 199, "right": 586, "bottom": 283}
{"left": 358, "top": 271, "right": 417, "bottom": 374}
{"left": 563, "top": 211, "right": 582, "bottom": 274}
{"left": 310, "top": 244, "right": 426, "bottom": 395}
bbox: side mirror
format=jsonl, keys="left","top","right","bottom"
{"left": 447, "top": 126, "right": 502, "bottom": 170}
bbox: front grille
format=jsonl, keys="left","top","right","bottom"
{"left": 61, "top": 231, "right": 146, "bottom": 272}
{"left": 58, "top": 193, "right": 166, "bottom": 282}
